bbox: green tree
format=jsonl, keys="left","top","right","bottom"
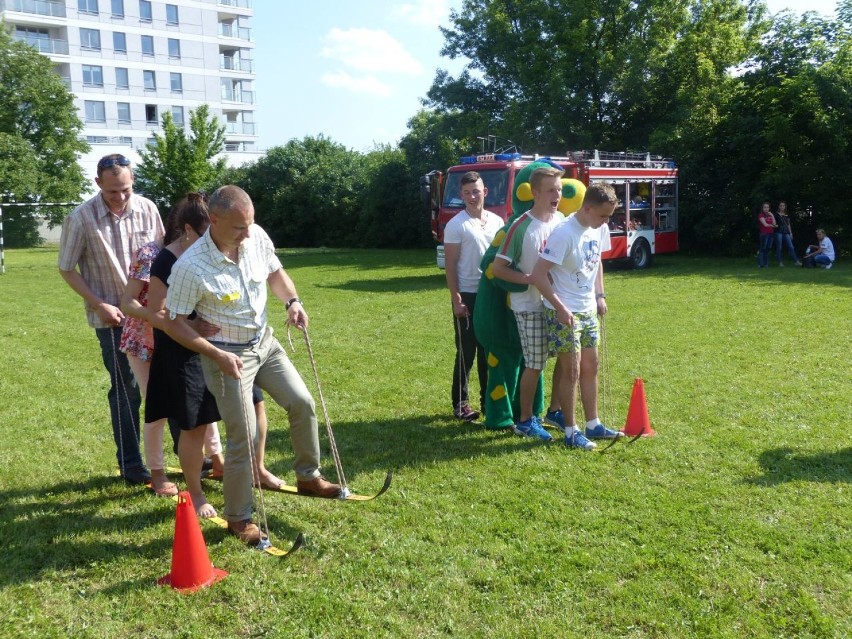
{"left": 676, "top": 5, "right": 852, "bottom": 254}
{"left": 231, "top": 136, "right": 367, "bottom": 247}
{"left": 361, "top": 145, "right": 432, "bottom": 248}
{"left": 0, "top": 27, "right": 88, "bottom": 246}
{"left": 427, "top": 0, "right": 759, "bottom": 152}
{"left": 135, "top": 104, "right": 227, "bottom": 214}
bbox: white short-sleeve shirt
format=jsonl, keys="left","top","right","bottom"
{"left": 539, "top": 215, "right": 611, "bottom": 313}
{"left": 443, "top": 209, "right": 503, "bottom": 293}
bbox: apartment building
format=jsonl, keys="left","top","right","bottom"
{"left": 1, "top": 0, "right": 259, "bottom": 173}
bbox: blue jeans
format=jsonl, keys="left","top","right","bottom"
{"left": 813, "top": 254, "right": 832, "bottom": 267}
{"left": 758, "top": 234, "right": 773, "bottom": 267}
{"left": 96, "top": 327, "right": 143, "bottom": 470}
{"left": 775, "top": 233, "right": 797, "bottom": 264}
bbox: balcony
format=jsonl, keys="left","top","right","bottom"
{"left": 219, "top": 24, "right": 251, "bottom": 41}
{"left": 2, "top": 0, "right": 66, "bottom": 18}
{"left": 226, "top": 122, "right": 256, "bottom": 135}
{"left": 219, "top": 0, "right": 252, "bottom": 7}
{"left": 221, "top": 57, "right": 254, "bottom": 73}
{"left": 221, "top": 88, "right": 254, "bottom": 104}
{"left": 14, "top": 34, "right": 69, "bottom": 55}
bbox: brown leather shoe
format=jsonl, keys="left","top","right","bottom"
{"left": 227, "top": 519, "right": 261, "bottom": 545}
{"left": 296, "top": 476, "right": 342, "bottom": 498}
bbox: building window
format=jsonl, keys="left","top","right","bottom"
{"left": 117, "top": 102, "right": 131, "bottom": 123}
{"left": 85, "top": 101, "right": 106, "bottom": 122}
{"left": 78, "top": 0, "right": 98, "bottom": 15}
{"left": 113, "top": 32, "right": 127, "bottom": 53}
{"left": 171, "top": 106, "right": 184, "bottom": 126}
{"left": 82, "top": 65, "right": 104, "bottom": 87}
{"left": 168, "top": 38, "right": 180, "bottom": 59}
{"left": 170, "top": 72, "right": 182, "bottom": 93}
{"left": 141, "top": 34, "right": 154, "bottom": 56}
{"left": 145, "top": 104, "right": 158, "bottom": 125}
{"left": 115, "top": 67, "right": 129, "bottom": 89}
{"left": 86, "top": 136, "right": 110, "bottom": 144}
{"left": 166, "top": 4, "right": 179, "bottom": 25}
{"left": 143, "top": 70, "right": 156, "bottom": 90}
{"left": 80, "top": 28, "right": 101, "bottom": 50}
{"left": 111, "top": 0, "right": 124, "bottom": 18}
{"left": 139, "top": 0, "right": 152, "bottom": 22}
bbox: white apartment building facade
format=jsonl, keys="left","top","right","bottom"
{"left": 1, "top": 0, "right": 259, "bottom": 176}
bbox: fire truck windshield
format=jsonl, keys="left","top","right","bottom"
{"left": 441, "top": 169, "right": 510, "bottom": 208}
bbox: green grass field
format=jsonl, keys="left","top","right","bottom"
{"left": 0, "top": 248, "right": 849, "bottom": 639}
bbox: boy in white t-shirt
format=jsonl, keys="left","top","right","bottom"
{"left": 802, "top": 228, "right": 835, "bottom": 269}
{"left": 443, "top": 171, "right": 504, "bottom": 421}
{"left": 530, "top": 183, "right": 623, "bottom": 450}
{"left": 492, "top": 167, "right": 566, "bottom": 441}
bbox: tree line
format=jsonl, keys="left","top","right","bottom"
{"left": 2, "top": 1, "right": 848, "bottom": 254}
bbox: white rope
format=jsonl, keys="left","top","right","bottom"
{"left": 454, "top": 314, "right": 470, "bottom": 415}
{"left": 287, "top": 325, "right": 349, "bottom": 496}
{"left": 221, "top": 371, "right": 272, "bottom": 548}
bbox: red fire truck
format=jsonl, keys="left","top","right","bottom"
{"left": 421, "top": 150, "right": 678, "bottom": 269}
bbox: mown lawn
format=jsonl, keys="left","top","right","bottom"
{"left": 0, "top": 247, "right": 849, "bottom": 639}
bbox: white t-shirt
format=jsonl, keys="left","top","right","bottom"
{"left": 443, "top": 209, "right": 503, "bottom": 293}
{"left": 539, "top": 214, "right": 611, "bottom": 313}
{"left": 496, "top": 211, "right": 564, "bottom": 312}
{"left": 820, "top": 237, "right": 835, "bottom": 262}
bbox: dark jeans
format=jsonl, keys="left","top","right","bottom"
{"left": 758, "top": 233, "right": 773, "bottom": 267}
{"left": 451, "top": 292, "right": 487, "bottom": 411}
{"left": 96, "top": 327, "right": 143, "bottom": 470}
{"left": 775, "top": 232, "right": 797, "bottom": 264}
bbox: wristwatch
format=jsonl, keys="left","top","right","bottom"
{"left": 285, "top": 297, "right": 301, "bottom": 310}
{"left": 596, "top": 293, "right": 606, "bottom": 299}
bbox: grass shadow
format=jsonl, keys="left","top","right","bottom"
{"left": 0, "top": 476, "right": 175, "bottom": 587}
{"left": 263, "top": 413, "right": 555, "bottom": 489}
{"left": 314, "top": 273, "right": 445, "bottom": 293}
{"left": 747, "top": 446, "right": 851, "bottom": 486}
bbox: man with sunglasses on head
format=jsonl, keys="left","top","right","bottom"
{"left": 59, "top": 153, "right": 164, "bottom": 484}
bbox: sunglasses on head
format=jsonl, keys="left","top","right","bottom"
{"left": 97, "top": 155, "right": 132, "bottom": 170}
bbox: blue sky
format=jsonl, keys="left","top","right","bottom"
{"left": 252, "top": 0, "right": 839, "bottom": 153}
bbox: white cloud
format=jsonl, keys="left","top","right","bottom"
{"left": 321, "top": 27, "right": 422, "bottom": 75}
{"left": 389, "top": 0, "right": 451, "bottom": 27}
{"left": 320, "top": 71, "right": 394, "bottom": 98}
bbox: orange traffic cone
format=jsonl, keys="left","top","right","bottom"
{"left": 623, "top": 377, "right": 656, "bottom": 437}
{"left": 157, "top": 491, "right": 227, "bottom": 592}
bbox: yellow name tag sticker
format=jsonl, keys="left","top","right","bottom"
{"left": 220, "top": 291, "right": 241, "bottom": 302}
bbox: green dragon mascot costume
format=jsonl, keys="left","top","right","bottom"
{"left": 473, "top": 160, "right": 586, "bottom": 429}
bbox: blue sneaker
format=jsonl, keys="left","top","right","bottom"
{"left": 565, "top": 428, "right": 597, "bottom": 450}
{"left": 513, "top": 416, "right": 553, "bottom": 442}
{"left": 543, "top": 409, "right": 568, "bottom": 433}
{"left": 585, "top": 423, "right": 623, "bottom": 440}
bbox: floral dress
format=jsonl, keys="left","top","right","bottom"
{"left": 119, "top": 241, "right": 160, "bottom": 361}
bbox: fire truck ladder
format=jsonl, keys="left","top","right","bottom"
{"left": 571, "top": 150, "right": 673, "bottom": 169}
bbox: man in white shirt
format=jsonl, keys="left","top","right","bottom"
{"left": 530, "top": 183, "right": 622, "bottom": 450}
{"left": 443, "top": 171, "right": 503, "bottom": 421}
{"left": 163, "top": 185, "right": 340, "bottom": 545}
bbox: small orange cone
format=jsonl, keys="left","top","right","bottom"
{"left": 623, "top": 377, "right": 656, "bottom": 437}
{"left": 157, "top": 491, "right": 227, "bottom": 592}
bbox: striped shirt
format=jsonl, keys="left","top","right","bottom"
{"left": 166, "top": 224, "right": 283, "bottom": 344}
{"left": 58, "top": 192, "right": 163, "bottom": 328}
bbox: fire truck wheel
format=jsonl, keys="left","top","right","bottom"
{"left": 630, "top": 238, "right": 653, "bottom": 270}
